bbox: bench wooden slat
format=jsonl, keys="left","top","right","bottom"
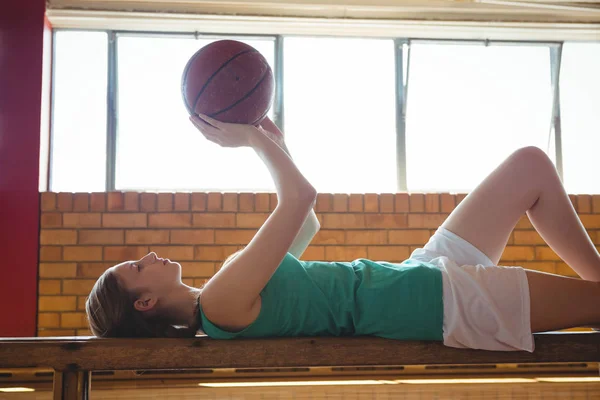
{"left": 1, "top": 332, "right": 598, "bottom": 371}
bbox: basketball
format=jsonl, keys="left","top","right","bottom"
{"left": 181, "top": 40, "right": 275, "bottom": 125}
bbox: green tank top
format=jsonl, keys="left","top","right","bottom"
{"left": 198, "top": 253, "right": 443, "bottom": 341}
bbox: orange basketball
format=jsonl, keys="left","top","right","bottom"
{"left": 181, "top": 40, "right": 275, "bottom": 125}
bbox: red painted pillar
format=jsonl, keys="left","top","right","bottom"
{"left": 0, "top": 0, "right": 48, "bottom": 336}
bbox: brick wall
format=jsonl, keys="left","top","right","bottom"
{"left": 38, "top": 191, "right": 594, "bottom": 337}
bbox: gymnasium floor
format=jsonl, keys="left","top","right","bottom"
{"left": 2, "top": 363, "right": 600, "bottom": 399}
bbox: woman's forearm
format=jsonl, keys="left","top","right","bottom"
{"left": 250, "top": 131, "right": 316, "bottom": 204}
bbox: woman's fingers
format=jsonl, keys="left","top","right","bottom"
{"left": 196, "top": 113, "right": 224, "bottom": 129}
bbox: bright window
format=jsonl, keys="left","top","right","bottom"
{"left": 50, "top": 31, "right": 107, "bottom": 192}
{"left": 283, "top": 37, "right": 397, "bottom": 193}
{"left": 405, "top": 42, "right": 554, "bottom": 192}
{"left": 116, "top": 35, "right": 276, "bottom": 191}
{"left": 560, "top": 42, "right": 600, "bottom": 194}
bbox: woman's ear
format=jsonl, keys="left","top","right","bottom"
{"left": 134, "top": 295, "right": 157, "bottom": 313}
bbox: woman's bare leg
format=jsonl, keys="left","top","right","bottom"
{"left": 526, "top": 270, "right": 600, "bottom": 332}
{"left": 441, "top": 146, "right": 600, "bottom": 281}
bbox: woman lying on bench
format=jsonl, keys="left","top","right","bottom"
{"left": 86, "top": 114, "right": 600, "bottom": 352}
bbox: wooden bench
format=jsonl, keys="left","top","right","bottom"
{"left": 0, "top": 332, "right": 598, "bottom": 400}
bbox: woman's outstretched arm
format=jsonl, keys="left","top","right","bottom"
{"left": 260, "top": 117, "right": 320, "bottom": 259}
{"left": 190, "top": 114, "right": 317, "bottom": 325}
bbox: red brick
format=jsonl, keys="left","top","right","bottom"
{"left": 40, "top": 230, "right": 77, "bottom": 245}
{"left": 367, "top": 246, "right": 410, "bottom": 262}
{"left": 207, "top": 193, "right": 223, "bottom": 211}
{"left": 140, "top": 193, "right": 157, "bottom": 212}
{"left": 456, "top": 193, "right": 468, "bottom": 205}
{"left": 215, "top": 230, "right": 255, "bottom": 245}
{"left": 148, "top": 213, "right": 191, "bottom": 228}
{"left": 57, "top": 193, "right": 73, "bottom": 211}
{"left": 513, "top": 230, "right": 545, "bottom": 245}
{"left": 345, "top": 230, "right": 387, "bottom": 245}
{"left": 364, "top": 194, "right": 379, "bottom": 213}
{"left": 348, "top": 194, "right": 363, "bottom": 212}
{"left": 193, "top": 213, "right": 236, "bottom": 228}
{"left": 425, "top": 194, "right": 440, "bottom": 213}
{"left": 515, "top": 216, "right": 533, "bottom": 229}
{"left": 181, "top": 262, "right": 215, "bottom": 277}
{"left": 126, "top": 230, "right": 169, "bottom": 244}
{"left": 39, "top": 296, "right": 77, "bottom": 312}
{"left": 62, "top": 280, "right": 96, "bottom": 295}
{"left": 38, "top": 329, "right": 76, "bottom": 337}
{"left": 440, "top": 193, "right": 456, "bottom": 213}
{"left": 73, "top": 194, "right": 90, "bottom": 211}
{"left": 39, "top": 247, "right": 63, "bottom": 261}
{"left": 324, "top": 246, "right": 367, "bottom": 261}
{"left": 301, "top": 246, "right": 325, "bottom": 260}
{"left": 535, "top": 246, "right": 561, "bottom": 261}
{"left": 389, "top": 229, "right": 431, "bottom": 245}
{"left": 592, "top": 195, "right": 600, "bottom": 213}
{"left": 255, "top": 193, "right": 270, "bottom": 212}
{"left": 41, "top": 192, "right": 57, "bottom": 211}
{"left": 519, "top": 261, "right": 556, "bottom": 274}
{"left": 569, "top": 194, "right": 578, "bottom": 211}
{"left": 39, "top": 280, "right": 61, "bottom": 295}
{"left": 103, "top": 246, "right": 149, "bottom": 261}
{"left": 395, "top": 193, "right": 409, "bottom": 212}
{"left": 63, "top": 213, "right": 102, "bottom": 228}
{"left": 316, "top": 194, "right": 333, "bottom": 212}
{"left": 64, "top": 246, "right": 103, "bottom": 261}
{"left": 333, "top": 194, "right": 349, "bottom": 212}
{"left": 380, "top": 194, "right": 394, "bottom": 213}
{"left": 157, "top": 193, "right": 173, "bottom": 211}
{"left": 174, "top": 193, "right": 190, "bottom": 211}
{"left": 90, "top": 193, "right": 106, "bottom": 211}
{"left": 39, "top": 263, "right": 76, "bottom": 278}
{"left": 312, "top": 230, "right": 345, "bottom": 245}
{"left": 103, "top": 213, "right": 147, "bottom": 228}
{"left": 500, "top": 246, "right": 535, "bottom": 261}
{"left": 322, "top": 214, "right": 366, "bottom": 229}
{"left": 77, "top": 263, "right": 113, "bottom": 278}
{"left": 578, "top": 195, "right": 592, "bottom": 214}
{"left": 365, "top": 213, "right": 408, "bottom": 229}
{"left": 239, "top": 193, "right": 255, "bottom": 212}
{"left": 107, "top": 192, "right": 124, "bottom": 211}
{"left": 38, "top": 313, "right": 60, "bottom": 328}
{"left": 171, "top": 229, "right": 214, "bottom": 244}
{"left": 580, "top": 215, "right": 600, "bottom": 228}
{"left": 195, "top": 246, "right": 240, "bottom": 261}
{"left": 61, "top": 313, "right": 88, "bottom": 328}
{"left": 191, "top": 193, "right": 207, "bottom": 211}
{"left": 79, "top": 230, "right": 124, "bottom": 245}
{"left": 409, "top": 193, "right": 425, "bottom": 212}
{"left": 407, "top": 214, "right": 445, "bottom": 229}
{"left": 236, "top": 213, "right": 269, "bottom": 228}
{"left": 555, "top": 262, "right": 580, "bottom": 278}
{"left": 147, "top": 246, "right": 194, "bottom": 260}
{"left": 41, "top": 213, "right": 62, "bottom": 228}
{"left": 270, "top": 193, "right": 278, "bottom": 211}
{"left": 222, "top": 193, "right": 238, "bottom": 212}
{"left": 124, "top": 192, "right": 139, "bottom": 211}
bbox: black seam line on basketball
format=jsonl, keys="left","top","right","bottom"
{"left": 209, "top": 70, "right": 269, "bottom": 118}
{"left": 182, "top": 45, "right": 213, "bottom": 113}
{"left": 190, "top": 49, "right": 257, "bottom": 113}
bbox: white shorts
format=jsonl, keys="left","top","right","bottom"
{"left": 410, "top": 227, "right": 535, "bottom": 352}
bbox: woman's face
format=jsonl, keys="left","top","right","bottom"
{"left": 112, "top": 252, "right": 182, "bottom": 311}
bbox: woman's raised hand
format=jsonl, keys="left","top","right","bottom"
{"left": 189, "top": 114, "right": 259, "bottom": 148}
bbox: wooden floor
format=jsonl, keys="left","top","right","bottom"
{"left": 2, "top": 379, "right": 600, "bottom": 399}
